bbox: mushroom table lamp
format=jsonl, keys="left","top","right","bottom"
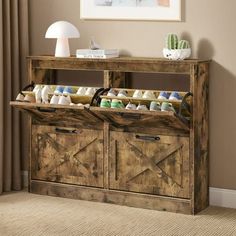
{"left": 45, "top": 21, "right": 80, "bottom": 57}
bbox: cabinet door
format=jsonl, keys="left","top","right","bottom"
{"left": 109, "top": 131, "right": 189, "bottom": 198}
{"left": 31, "top": 125, "right": 104, "bottom": 188}
{"left": 90, "top": 107, "right": 189, "bottom": 134}
{"left": 10, "top": 102, "right": 104, "bottom": 130}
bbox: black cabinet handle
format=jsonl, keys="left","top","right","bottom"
{"left": 179, "top": 92, "right": 193, "bottom": 116}
{"left": 37, "top": 107, "right": 56, "bottom": 113}
{"left": 120, "top": 113, "right": 141, "bottom": 119}
{"left": 55, "top": 128, "right": 78, "bottom": 134}
{"left": 136, "top": 135, "right": 160, "bottom": 141}
{"left": 22, "top": 82, "right": 35, "bottom": 91}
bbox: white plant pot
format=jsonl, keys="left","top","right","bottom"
{"left": 163, "top": 48, "right": 191, "bottom": 60}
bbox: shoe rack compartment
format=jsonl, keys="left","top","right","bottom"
{"left": 90, "top": 107, "right": 189, "bottom": 134}
{"left": 100, "top": 88, "right": 190, "bottom": 105}
{"left": 11, "top": 86, "right": 191, "bottom": 134}
{"left": 10, "top": 56, "right": 210, "bottom": 214}
{"left": 31, "top": 125, "right": 104, "bottom": 188}
{"left": 22, "top": 85, "right": 99, "bottom": 105}
{"left": 109, "top": 131, "right": 190, "bottom": 198}
{"left": 10, "top": 101, "right": 104, "bottom": 129}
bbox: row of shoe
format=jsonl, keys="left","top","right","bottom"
{"left": 52, "top": 86, "right": 97, "bottom": 96}
{"left": 50, "top": 94, "right": 72, "bottom": 105}
{"left": 107, "top": 89, "right": 182, "bottom": 101}
{"left": 31, "top": 85, "right": 96, "bottom": 103}
{"left": 16, "top": 93, "right": 36, "bottom": 103}
{"left": 17, "top": 85, "right": 97, "bottom": 104}
{"left": 16, "top": 92, "right": 84, "bottom": 106}
{"left": 100, "top": 99, "right": 176, "bottom": 112}
{"left": 49, "top": 94, "right": 89, "bottom": 107}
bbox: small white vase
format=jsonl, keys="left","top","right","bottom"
{"left": 163, "top": 48, "right": 191, "bottom": 60}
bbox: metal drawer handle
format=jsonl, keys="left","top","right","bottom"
{"left": 37, "top": 107, "right": 56, "bottom": 113}
{"left": 136, "top": 135, "right": 160, "bottom": 141}
{"left": 55, "top": 128, "right": 78, "bottom": 134}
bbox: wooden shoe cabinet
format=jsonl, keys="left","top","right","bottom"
{"left": 10, "top": 56, "right": 210, "bottom": 214}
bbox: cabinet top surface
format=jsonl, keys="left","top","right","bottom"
{"left": 28, "top": 56, "right": 210, "bottom": 74}
{"left": 28, "top": 55, "right": 210, "bottom": 64}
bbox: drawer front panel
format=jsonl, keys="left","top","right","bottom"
{"left": 90, "top": 107, "right": 189, "bottom": 134}
{"left": 109, "top": 131, "right": 190, "bottom": 198}
{"left": 10, "top": 102, "right": 104, "bottom": 130}
{"left": 31, "top": 125, "right": 104, "bottom": 188}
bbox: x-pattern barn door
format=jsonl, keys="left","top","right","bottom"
{"left": 31, "top": 125, "right": 104, "bottom": 188}
{"left": 109, "top": 132, "right": 190, "bottom": 198}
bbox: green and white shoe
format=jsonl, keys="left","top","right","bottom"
{"left": 161, "top": 102, "right": 176, "bottom": 112}
{"left": 100, "top": 98, "right": 111, "bottom": 108}
{"left": 111, "top": 99, "right": 125, "bottom": 109}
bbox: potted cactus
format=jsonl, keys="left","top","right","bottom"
{"left": 163, "top": 33, "right": 191, "bottom": 60}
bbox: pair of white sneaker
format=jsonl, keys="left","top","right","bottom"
{"left": 16, "top": 93, "right": 36, "bottom": 103}
{"left": 50, "top": 95, "right": 71, "bottom": 105}
{"left": 125, "top": 102, "right": 148, "bottom": 111}
{"left": 33, "top": 85, "right": 53, "bottom": 103}
{"left": 77, "top": 87, "right": 96, "bottom": 96}
{"left": 133, "top": 90, "right": 156, "bottom": 100}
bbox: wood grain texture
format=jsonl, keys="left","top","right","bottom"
{"left": 109, "top": 131, "right": 190, "bottom": 198}
{"left": 90, "top": 107, "right": 189, "bottom": 134}
{"left": 31, "top": 125, "right": 104, "bottom": 188}
{"left": 103, "top": 122, "right": 109, "bottom": 189}
{"left": 30, "top": 180, "right": 192, "bottom": 214}
{"left": 192, "top": 63, "right": 209, "bottom": 214}
{"left": 11, "top": 56, "right": 210, "bottom": 215}
{"left": 28, "top": 56, "right": 210, "bottom": 74}
{"left": 10, "top": 102, "right": 190, "bottom": 134}
{"left": 103, "top": 71, "right": 126, "bottom": 88}
{"left": 10, "top": 102, "right": 104, "bottom": 129}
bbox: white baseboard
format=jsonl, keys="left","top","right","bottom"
{"left": 21, "top": 171, "right": 28, "bottom": 188}
{"left": 210, "top": 187, "right": 236, "bottom": 209}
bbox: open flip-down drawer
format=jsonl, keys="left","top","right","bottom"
{"left": 10, "top": 102, "right": 104, "bottom": 129}
{"left": 89, "top": 107, "right": 190, "bottom": 133}
{"left": 10, "top": 102, "right": 190, "bottom": 133}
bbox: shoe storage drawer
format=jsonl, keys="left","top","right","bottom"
{"left": 109, "top": 131, "right": 190, "bottom": 198}
{"left": 31, "top": 125, "right": 104, "bottom": 188}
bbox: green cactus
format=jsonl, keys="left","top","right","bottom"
{"left": 178, "top": 40, "right": 190, "bottom": 49}
{"left": 165, "top": 34, "right": 178, "bottom": 50}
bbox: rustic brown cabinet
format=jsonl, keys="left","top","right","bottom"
{"left": 31, "top": 125, "right": 104, "bottom": 188}
{"left": 10, "top": 56, "right": 210, "bottom": 214}
{"left": 109, "top": 131, "right": 190, "bottom": 199}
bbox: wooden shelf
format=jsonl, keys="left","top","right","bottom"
{"left": 28, "top": 56, "right": 211, "bottom": 74}
{"left": 10, "top": 56, "right": 209, "bottom": 214}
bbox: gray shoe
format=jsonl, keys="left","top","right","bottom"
{"left": 137, "top": 104, "right": 148, "bottom": 111}
{"left": 125, "top": 102, "right": 137, "bottom": 110}
{"left": 117, "top": 90, "right": 128, "bottom": 97}
{"left": 107, "top": 89, "right": 117, "bottom": 97}
{"left": 161, "top": 102, "right": 176, "bottom": 112}
{"left": 150, "top": 101, "right": 161, "bottom": 111}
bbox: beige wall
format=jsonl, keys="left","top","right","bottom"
{"left": 29, "top": 0, "right": 236, "bottom": 190}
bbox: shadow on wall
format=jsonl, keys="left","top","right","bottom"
{"left": 208, "top": 61, "right": 236, "bottom": 188}
{"left": 197, "top": 38, "right": 215, "bottom": 59}
{"left": 196, "top": 37, "right": 236, "bottom": 188}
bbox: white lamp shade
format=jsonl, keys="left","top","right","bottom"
{"left": 45, "top": 21, "right": 80, "bottom": 57}
{"left": 45, "top": 21, "right": 80, "bottom": 38}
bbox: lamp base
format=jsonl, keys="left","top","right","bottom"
{"left": 55, "top": 38, "right": 70, "bottom": 57}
